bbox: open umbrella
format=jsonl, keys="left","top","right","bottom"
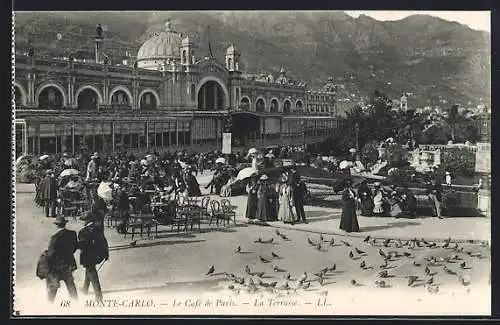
{"left": 248, "top": 148, "right": 258, "bottom": 155}
{"left": 178, "top": 161, "right": 187, "bottom": 169}
{"left": 215, "top": 157, "right": 226, "bottom": 164}
{"left": 39, "top": 155, "right": 49, "bottom": 160}
{"left": 339, "top": 160, "right": 354, "bottom": 170}
{"left": 265, "top": 153, "right": 275, "bottom": 159}
{"left": 59, "top": 168, "right": 80, "bottom": 177}
{"left": 64, "top": 158, "right": 78, "bottom": 167}
{"left": 236, "top": 167, "right": 258, "bottom": 181}
{"left": 97, "top": 181, "right": 114, "bottom": 202}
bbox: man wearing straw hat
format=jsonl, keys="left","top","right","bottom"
{"left": 45, "top": 215, "right": 78, "bottom": 302}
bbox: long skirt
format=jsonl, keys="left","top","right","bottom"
{"left": 339, "top": 199, "right": 360, "bottom": 232}
{"left": 245, "top": 194, "right": 258, "bottom": 219}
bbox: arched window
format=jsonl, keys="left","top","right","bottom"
{"left": 190, "top": 84, "right": 196, "bottom": 102}
{"left": 38, "top": 86, "right": 64, "bottom": 109}
{"left": 270, "top": 99, "right": 279, "bottom": 113}
{"left": 283, "top": 100, "right": 291, "bottom": 115}
{"left": 227, "top": 58, "right": 232, "bottom": 70}
{"left": 240, "top": 97, "right": 250, "bottom": 110}
{"left": 255, "top": 98, "right": 265, "bottom": 112}
{"left": 139, "top": 92, "right": 157, "bottom": 110}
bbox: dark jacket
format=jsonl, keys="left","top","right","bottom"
{"left": 293, "top": 180, "right": 307, "bottom": 205}
{"left": 78, "top": 222, "right": 109, "bottom": 267}
{"left": 427, "top": 182, "right": 443, "bottom": 201}
{"left": 40, "top": 175, "right": 58, "bottom": 202}
{"left": 47, "top": 228, "right": 78, "bottom": 275}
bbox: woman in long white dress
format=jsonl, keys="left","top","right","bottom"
{"left": 278, "top": 175, "right": 296, "bottom": 224}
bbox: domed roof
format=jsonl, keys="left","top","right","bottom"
{"left": 137, "top": 21, "right": 183, "bottom": 62}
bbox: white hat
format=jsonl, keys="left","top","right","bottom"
{"left": 260, "top": 174, "right": 269, "bottom": 181}
{"left": 446, "top": 171, "right": 450, "bottom": 175}
{"left": 374, "top": 182, "right": 381, "bottom": 187}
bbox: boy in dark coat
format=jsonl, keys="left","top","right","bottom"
{"left": 46, "top": 216, "right": 78, "bottom": 302}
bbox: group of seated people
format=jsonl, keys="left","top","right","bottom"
{"left": 357, "top": 181, "right": 418, "bottom": 218}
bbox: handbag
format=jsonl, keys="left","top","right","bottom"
{"left": 36, "top": 250, "right": 50, "bottom": 280}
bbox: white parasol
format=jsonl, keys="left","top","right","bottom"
{"left": 59, "top": 168, "right": 80, "bottom": 177}
{"left": 387, "top": 167, "right": 399, "bottom": 176}
{"left": 39, "top": 154, "right": 50, "bottom": 160}
{"left": 145, "top": 154, "right": 155, "bottom": 161}
{"left": 236, "top": 167, "right": 258, "bottom": 181}
{"left": 97, "top": 181, "right": 114, "bottom": 202}
{"left": 339, "top": 160, "right": 354, "bottom": 170}
{"left": 178, "top": 161, "right": 187, "bottom": 169}
{"left": 248, "top": 148, "right": 258, "bottom": 155}
{"left": 265, "top": 153, "right": 275, "bottom": 159}
{"left": 215, "top": 157, "right": 226, "bottom": 164}
{"left": 385, "top": 137, "right": 394, "bottom": 143}
{"left": 64, "top": 158, "right": 78, "bottom": 167}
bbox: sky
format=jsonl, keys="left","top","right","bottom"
{"left": 344, "top": 11, "right": 490, "bottom": 32}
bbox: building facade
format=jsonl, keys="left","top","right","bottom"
{"left": 14, "top": 21, "right": 339, "bottom": 156}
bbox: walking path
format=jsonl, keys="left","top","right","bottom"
{"left": 15, "top": 179, "right": 490, "bottom": 243}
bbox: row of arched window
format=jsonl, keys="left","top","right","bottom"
{"left": 239, "top": 97, "right": 303, "bottom": 114}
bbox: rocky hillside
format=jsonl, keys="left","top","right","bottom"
{"left": 14, "top": 11, "right": 490, "bottom": 107}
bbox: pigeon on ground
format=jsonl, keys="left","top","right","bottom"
{"left": 260, "top": 256, "right": 271, "bottom": 263}
{"left": 363, "top": 235, "right": 371, "bottom": 242}
{"left": 360, "top": 260, "right": 366, "bottom": 269}
{"left": 426, "top": 277, "right": 434, "bottom": 285}
{"left": 413, "top": 261, "right": 421, "bottom": 267}
{"left": 355, "top": 247, "right": 366, "bottom": 255}
{"left": 427, "top": 284, "right": 440, "bottom": 294}
{"left": 302, "top": 282, "right": 311, "bottom": 289}
{"left": 407, "top": 275, "right": 419, "bottom": 287}
{"left": 261, "top": 238, "right": 274, "bottom": 244}
{"left": 443, "top": 266, "right": 456, "bottom": 275}
{"left": 379, "top": 248, "right": 387, "bottom": 258}
{"left": 341, "top": 240, "right": 352, "bottom": 247}
{"left": 245, "top": 265, "right": 251, "bottom": 274}
{"left": 379, "top": 270, "right": 389, "bottom": 278}
{"left": 298, "top": 272, "right": 308, "bottom": 284}
{"left": 235, "top": 246, "right": 241, "bottom": 253}
{"left": 254, "top": 238, "right": 262, "bottom": 243}
{"left": 459, "top": 275, "right": 471, "bottom": 286}
{"left": 320, "top": 234, "right": 324, "bottom": 241}
{"left": 276, "top": 230, "right": 281, "bottom": 236}
{"left": 349, "top": 251, "right": 355, "bottom": 259}
{"left": 273, "top": 265, "right": 286, "bottom": 272}
{"left": 329, "top": 238, "right": 335, "bottom": 246}
{"left": 253, "top": 271, "right": 265, "bottom": 278}
{"left": 316, "top": 243, "right": 322, "bottom": 251}
{"left": 271, "top": 252, "right": 281, "bottom": 258}
{"left": 130, "top": 240, "right": 137, "bottom": 246}
{"left": 206, "top": 265, "right": 215, "bottom": 276}
{"left": 328, "top": 264, "right": 337, "bottom": 272}
{"left": 375, "top": 280, "right": 388, "bottom": 288}
{"left": 284, "top": 273, "right": 291, "bottom": 280}
{"left": 403, "top": 252, "right": 413, "bottom": 258}
{"left": 280, "top": 234, "right": 290, "bottom": 240}
{"left": 425, "top": 266, "right": 431, "bottom": 275}
{"left": 460, "top": 261, "right": 468, "bottom": 269}
{"left": 308, "top": 238, "right": 315, "bottom": 246}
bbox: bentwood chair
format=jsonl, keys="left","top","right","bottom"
{"left": 221, "top": 199, "right": 237, "bottom": 225}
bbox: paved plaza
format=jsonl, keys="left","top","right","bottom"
{"left": 13, "top": 175, "right": 491, "bottom": 315}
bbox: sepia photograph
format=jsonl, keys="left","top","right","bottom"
{"left": 12, "top": 10, "right": 491, "bottom": 316}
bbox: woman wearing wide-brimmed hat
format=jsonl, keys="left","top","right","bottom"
{"left": 339, "top": 179, "right": 360, "bottom": 232}
{"left": 255, "top": 174, "right": 273, "bottom": 222}
{"left": 245, "top": 176, "right": 259, "bottom": 220}
{"left": 278, "top": 173, "right": 296, "bottom": 224}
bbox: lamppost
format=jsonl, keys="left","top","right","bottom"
{"left": 301, "top": 119, "right": 306, "bottom": 150}
{"left": 355, "top": 122, "right": 360, "bottom": 160}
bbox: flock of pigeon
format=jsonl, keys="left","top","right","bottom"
{"left": 205, "top": 231, "right": 489, "bottom": 296}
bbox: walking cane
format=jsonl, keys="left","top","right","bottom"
{"left": 97, "top": 260, "right": 107, "bottom": 272}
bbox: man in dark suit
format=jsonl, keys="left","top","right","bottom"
{"left": 293, "top": 175, "right": 308, "bottom": 224}
{"left": 46, "top": 216, "right": 78, "bottom": 302}
{"left": 427, "top": 179, "right": 444, "bottom": 219}
{"left": 78, "top": 212, "right": 109, "bottom": 302}
{"left": 40, "top": 170, "right": 58, "bottom": 218}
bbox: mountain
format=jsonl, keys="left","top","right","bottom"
{"left": 14, "top": 11, "right": 490, "bottom": 108}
